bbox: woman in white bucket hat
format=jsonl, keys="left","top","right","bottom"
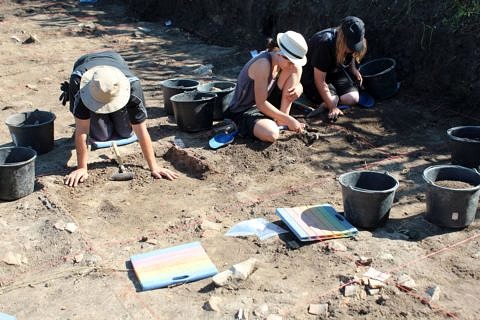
{"left": 60, "top": 51, "right": 178, "bottom": 187}
{"left": 225, "top": 30, "right": 308, "bottom": 142}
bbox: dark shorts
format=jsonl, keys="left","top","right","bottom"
{"left": 89, "top": 107, "right": 133, "bottom": 141}
{"left": 224, "top": 85, "right": 282, "bottom": 138}
{"left": 304, "top": 69, "right": 358, "bottom": 104}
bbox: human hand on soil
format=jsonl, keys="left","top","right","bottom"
{"left": 64, "top": 168, "right": 88, "bottom": 187}
{"left": 328, "top": 106, "right": 344, "bottom": 121}
{"left": 151, "top": 167, "right": 179, "bottom": 181}
{"left": 286, "top": 116, "right": 305, "bottom": 133}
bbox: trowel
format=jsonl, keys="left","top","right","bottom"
{"left": 110, "top": 142, "right": 134, "bottom": 181}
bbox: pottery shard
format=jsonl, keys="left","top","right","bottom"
{"left": 201, "top": 220, "right": 222, "bottom": 231}
{"left": 54, "top": 220, "right": 66, "bottom": 230}
{"left": 396, "top": 274, "right": 416, "bottom": 290}
{"left": 368, "top": 279, "right": 386, "bottom": 289}
{"left": 343, "top": 284, "right": 357, "bottom": 297}
{"left": 3, "top": 252, "right": 22, "bottom": 265}
{"left": 308, "top": 303, "right": 328, "bottom": 316}
{"left": 343, "top": 285, "right": 358, "bottom": 297}
{"left": 231, "top": 258, "right": 257, "bottom": 280}
{"left": 65, "top": 222, "right": 78, "bottom": 233}
{"left": 212, "top": 269, "right": 233, "bottom": 287}
{"left": 426, "top": 285, "right": 441, "bottom": 302}
{"left": 205, "top": 296, "right": 222, "bottom": 312}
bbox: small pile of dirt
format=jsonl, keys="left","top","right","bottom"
{"left": 163, "top": 145, "right": 214, "bottom": 179}
{"left": 434, "top": 180, "right": 477, "bottom": 189}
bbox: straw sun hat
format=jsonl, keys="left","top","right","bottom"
{"left": 276, "top": 30, "right": 308, "bottom": 66}
{"left": 79, "top": 65, "right": 131, "bottom": 114}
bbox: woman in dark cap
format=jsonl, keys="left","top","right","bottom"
{"left": 301, "top": 16, "right": 367, "bottom": 120}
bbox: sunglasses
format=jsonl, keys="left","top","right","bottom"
{"left": 278, "top": 53, "right": 293, "bottom": 64}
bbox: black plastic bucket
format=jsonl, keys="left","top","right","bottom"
{"left": 423, "top": 165, "right": 480, "bottom": 228}
{"left": 0, "top": 146, "right": 37, "bottom": 201}
{"left": 359, "top": 58, "right": 398, "bottom": 100}
{"left": 5, "top": 109, "right": 56, "bottom": 155}
{"left": 447, "top": 126, "right": 480, "bottom": 169}
{"left": 161, "top": 78, "right": 199, "bottom": 115}
{"left": 170, "top": 90, "right": 216, "bottom": 132}
{"left": 197, "top": 81, "right": 236, "bottom": 121}
{"left": 339, "top": 170, "right": 399, "bottom": 229}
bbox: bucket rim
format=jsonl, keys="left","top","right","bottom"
{"left": 197, "top": 81, "right": 236, "bottom": 93}
{"left": 5, "top": 110, "right": 56, "bottom": 128}
{"left": 447, "top": 126, "right": 480, "bottom": 143}
{"left": 170, "top": 90, "right": 217, "bottom": 103}
{"left": 359, "top": 57, "right": 396, "bottom": 78}
{"left": 160, "top": 78, "right": 199, "bottom": 89}
{"left": 338, "top": 170, "right": 399, "bottom": 193}
{"left": 422, "top": 164, "right": 480, "bottom": 190}
{"left": 0, "top": 146, "right": 37, "bottom": 167}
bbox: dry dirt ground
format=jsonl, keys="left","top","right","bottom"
{"left": 1, "top": 1, "right": 480, "bottom": 319}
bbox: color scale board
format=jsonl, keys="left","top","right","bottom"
{"left": 130, "top": 241, "right": 218, "bottom": 291}
{"left": 276, "top": 204, "right": 358, "bottom": 241}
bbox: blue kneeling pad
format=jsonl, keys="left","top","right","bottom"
{"left": 90, "top": 133, "right": 138, "bottom": 150}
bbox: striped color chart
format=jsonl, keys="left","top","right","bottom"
{"left": 276, "top": 204, "right": 358, "bottom": 241}
{"left": 130, "top": 241, "right": 218, "bottom": 291}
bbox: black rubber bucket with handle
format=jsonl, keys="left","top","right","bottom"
{"left": 197, "top": 81, "right": 236, "bottom": 121}
{"left": 5, "top": 109, "right": 56, "bottom": 155}
{"left": 423, "top": 165, "right": 480, "bottom": 228}
{"left": 447, "top": 126, "right": 480, "bottom": 169}
{"left": 170, "top": 90, "right": 216, "bottom": 132}
{"left": 0, "top": 146, "right": 37, "bottom": 201}
{"left": 161, "top": 78, "right": 199, "bottom": 115}
{"left": 339, "top": 170, "right": 399, "bottom": 229}
{"left": 359, "top": 58, "right": 398, "bottom": 100}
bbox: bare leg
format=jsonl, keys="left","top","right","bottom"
{"left": 278, "top": 68, "right": 302, "bottom": 115}
{"left": 253, "top": 118, "right": 281, "bottom": 142}
{"left": 340, "top": 90, "right": 359, "bottom": 105}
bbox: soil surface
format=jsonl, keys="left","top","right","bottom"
{"left": 1, "top": 1, "right": 480, "bottom": 320}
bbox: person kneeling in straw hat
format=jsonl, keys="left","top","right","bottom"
{"left": 224, "top": 31, "right": 308, "bottom": 142}
{"left": 60, "top": 51, "right": 178, "bottom": 187}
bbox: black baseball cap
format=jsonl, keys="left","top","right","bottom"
{"left": 341, "top": 16, "right": 365, "bottom": 52}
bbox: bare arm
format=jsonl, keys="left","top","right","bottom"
{"left": 313, "top": 67, "right": 341, "bottom": 119}
{"left": 350, "top": 63, "right": 363, "bottom": 86}
{"left": 64, "top": 118, "right": 90, "bottom": 187}
{"left": 279, "top": 64, "right": 303, "bottom": 114}
{"left": 132, "top": 122, "right": 179, "bottom": 181}
{"left": 250, "top": 58, "right": 301, "bottom": 130}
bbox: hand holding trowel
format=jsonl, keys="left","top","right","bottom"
{"left": 110, "top": 142, "right": 134, "bottom": 181}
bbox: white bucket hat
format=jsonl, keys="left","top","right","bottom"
{"left": 79, "top": 65, "right": 131, "bottom": 114}
{"left": 276, "top": 31, "right": 308, "bottom": 66}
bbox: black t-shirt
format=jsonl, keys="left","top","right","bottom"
{"left": 69, "top": 51, "right": 147, "bottom": 124}
{"left": 301, "top": 28, "right": 353, "bottom": 87}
